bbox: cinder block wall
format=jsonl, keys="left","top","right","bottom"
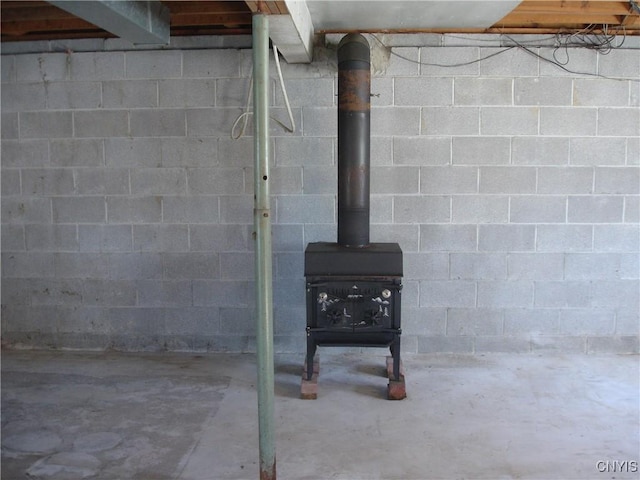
{"left": 1, "top": 35, "right": 638, "bottom": 354}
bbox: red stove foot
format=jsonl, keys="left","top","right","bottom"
{"left": 300, "top": 373, "right": 318, "bottom": 399}
{"left": 386, "top": 356, "right": 406, "bottom": 400}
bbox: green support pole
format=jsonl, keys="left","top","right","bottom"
{"left": 252, "top": 13, "right": 276, "bottom": 480}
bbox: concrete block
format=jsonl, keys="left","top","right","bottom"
{"left": 109, "top": 253, "right": 163, "bottom": 279}
{"left": 273, "top": 279, "right": 305, "bottom": 309}
{"left": 79, "top": 225, "right": 132, "bottom": 252}
{"left": 15, "top": 53, "right": 68, "bottom": 82}
{"left": 371, "top": 137, "right": 393, "bottom": 166}
{"left": 219, "top": 195, "right": 251, "bottom": 225}
{"left": 189, "top": 224, "right": 249, "bottom": 252}
{"left": 478, "top": 47, "right": 538, "bottom": 76}
{"left": 371, "top": 167, "right": 419, "bottom": 194}
{"left": 29, "top": 279, "right": 84, "bottom": 306}
{"left": 559, "top": 309, "right": 615, "bottom": 335}
{"left": 565, "top": 253, "right": 627, "bottom": 280}
{"left": 1, "top": 198, "right": 51, "bottom": 224}
{"left": 219, "top": 307, "right": 254, "bottom": 334}
{"left": 507, "top": 253, "right": 564, "bottom": 280}
{"left": 539, "top": 47, "right": 596, "bottom": 77}
{"left": 615, "top": 307, "right": 640, "bottom": 335}
{"left": 159, "top": 79, "right": 216, "bottom": 108}
{"left": 452, "top": 195, "right": 508, "bottom": 223}
{"left": 568, "top": 196, "right": 624, "bottom": 223}
{"left": 162, "top": 137, "right": 218, "bottom": 168}
{"left": 573, "top": 79, "right": 629, "bottom": 106}
{"left": 82, "top": 279, "right": 136, "bottom": 306}
{"left": 303, "top": 166, "right": 335, "bottom": 194}
{"left": 1, "top": 83, "right": 46, "bottom": 112}
{"left": 0, "top": 139, "right": 49, "bottom": 167}
{"left": 371, "top": 77, "right": 393, "bottom": 106}
{"left": 531, "top": 336, "right": 586, "bottom": 354}
{"left": 126, "top": 50, "right": 181, "bottom": 79}
{"left": 594, "top": 225, "right": 640, "bottom": 252}
{"left": 371, "top": 224, "right": 420, "bottom": 252}
{"left": 69, "top": 52, "right": 125, "bottom": 81}
{"left": 477, "top": 281, "right": 533, "bottom": 308}
{"left": 598, "top": 49, "right": 640, "bottom": 80}
{"left": 103, "top": 80, "right": 158, "bottom": 108}
{"left": 598, "top": 108, "right": 640, "bottom": 136}
{"left": 570, "top": 137, "right": 626, "bottom": 166}
{"left": 421, "top": 166, "right": 477, "bottom": 194}
{"left": 536, "top": 225, "right": 593, "bottom": 252}
{"left": 587, "top": 336, "right": 639, "bottom": 354}
{"left": 534, "top": 281, "right": 591, "bottom": 307}
{"left": 301, "top": 106, "right": 335, "bottom": 137}
{"left": 46, "top": 82, "right": 101, "bottom": 110}
{"left": 1, "top": 278, "right": 31, "bottom": 305}
{"left": 50, "top": 139, "right": 103, "bottom": 167}
{"left": 163, "top": 196, "right": 219, "bottom": 224}
{"left": 20, "top": 111, "right": 73, "bottom": 139}
{"left": 510, "top": 196, "right": 567, "bottom": 223}
{"left": 394, "top": 77, "right": 452, "bottom": 106}
{"left": 276, "top": 195, "right": 333, "bottom": 224}
{"left": 219, "top": 252, "right": 254, "bottom": 280}
{"left": 131, "top": 168, "right": 186, "bottom": 196}
{"left": 2, "top": 225, "right": 25, "bottom": 251}
{"left": 272, "top": 224, "right": 303, "bottom": 252}
{"left": 1, "top": 55, "right": 16, "bottom": 83}
{"left": 382, "top": 47, "right": 420, "bottom": 76}
{"left": 22, "top": 169, "right": 75, "bottom": 196}
{"left": 421, "top": 106, "right": 479, "bottom": 136}
{"left": 400, "top": 281, "right": 420, "bottom": 307}
{"left": 627, "top": 137, "right": 639, "bottom": 166}
{"left": 595, "top": 167, "right": 640, "bottom": 194}
{"left": 53, "top": 196, "right": 106, "bottom": 223}
{"left": 479, "top": 225, "right": 535, "bottom": 252}
{"left": 417, "top": 335, "right": 474, "bottom": 353}
{"left": 475, "top": 336, "right": 532, "bottom": 353}
{"left": 216, "top": 78, "right": 261, "bottom": 108}
{"left": 394, "top": 195, "right": 450, "bottom": 223}
{"left": 2, "top": 112, "right": 19, "bottom": 139}
{"left": 275, "top": 137, "right": 333, "bottom": 167}
{"left": 75, "top": 168, "right": 130, "bottom": 195}
{"left": 258, "top": 167, "right": 302, "bottom": 195}
{"left": 186, "top": 108, "right": 242, "bottom": 138}
{"left": 393, "top": 137, "right": 450, "bottom": 166}
{"left": 130, "top": 109, "right": 186, "bottom": 137}
{"left": 402, "top": 306, "right": 446, "bottom": 335}
{"left": 371, "top": 107, "right": 420, "bottom": 136}
{"left": 514, "top": 77, "right": 572, "bottom": 106}
{"left": 420, "top": 280, "right": 476, "bottom": 307}
{"left": 447, "top": 308, "right": 503, "bottom": 337}
{"left": 537, "top": 167, "right": 593, "bottom": 194}
{"left": 105, "top": 138, "right": 162, "bottom": 167}
{"left": 54, "top": 253, "right": 109, "bottom": 278}
{"left": 480, "top": 107, "right": 538, "bottom": 135}
{"left": 454, "top": 78, "right": 512, "bottom": 106}
{"left": 504, "top": 309, "right": 560, "bottom": 335}
{"left": 512, "top": 137, "right": 569, "bottom": 166}
{"left": 164, "top": 307, "right": 219, "bottom": 336}
{"left": 592, "top": 280, "right": 639, "bottom": 308}
{"left": 133, "top": 224, "right": 189, "bottom": 252}
{"left": 1, "top": 169, "right": 20, "bottom": 196}
{"left": 192, "top": 280, "right": 252, "bottom": 307}
{"left": 275, "top": 252, "right": 303, "bottom": 279}
{"left": 452, "top": 137, "right": 510, "bottom": 165}
{"left": 420, "top": 47, "right": 479, "bottom": 76}
{"left": 136, "top": 280, "right": 192, "bottom": 307}
{"left": 275, "top": 77, "right": 333, "bottom": 107}
{"left": 25, "top": 224, "right": 78, "bottom": 251}
{"left": 163, "top": 253, "right": 219, "bottom": 280}
{"left": 107, "top": 196, "right": 162, "bottom": 223}
{"left": 479, "top": 166, "right": 536, "bottom": 194}
{"left": 402, "top": 253, "right": 449, "bottom": 280}
{"left": 420, "top": 225, "right": 477, "bottom": 252}
{"left": 540, "top": 107, "right": 597, "bottom": 136}
{"left": 1, "top": 252, "right": 54, "bottom": 278}
{"left": 625, "top": 196, "right": 639, "bottom": 223}
{"left": 74, "top": 110, "right": 129, "bottom": 138}
{"left": 183, "top": 50, "right": 241, "bottom": 78}
{"left": 450, "top": 253, "right": 506, "bottom": 280}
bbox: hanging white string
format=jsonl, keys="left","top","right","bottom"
{"left": 231, "top": 44, "right": 296, "bottom": 140}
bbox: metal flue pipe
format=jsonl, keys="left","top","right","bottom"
{"left": 337, "top": 33, "right": 371, "bottom": 248}
{"left": 252, "top": 12, "right": 276, "bottom": 480}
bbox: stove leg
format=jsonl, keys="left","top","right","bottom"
{"left": 387, "top": 336, "right": 406, "bottom": 400}
{"left": 390, "top": 336, "right": 401, "bottom": 381}
{"left": 301, "top": 340, "right": 318, "bottom": 400}
{"left": 305, "top": 336, "right": 317, "bottom": 381}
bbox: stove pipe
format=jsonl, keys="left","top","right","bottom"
{"left": 337, "top": 33, "right": 371, "bottom": 248}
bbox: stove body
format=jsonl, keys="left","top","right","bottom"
{"left": 303, "top": 34, "right": 403, "bottom": 386}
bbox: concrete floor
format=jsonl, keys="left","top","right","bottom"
{"left": 1, "top": 350, "right": 638, "bottom": 480}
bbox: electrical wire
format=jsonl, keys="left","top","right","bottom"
{"left": 231, "top": 44, "right": 296, "bottom": 140}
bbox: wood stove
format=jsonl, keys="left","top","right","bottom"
{"left": 302, "top": 34, "right": 405, "bottom": 399}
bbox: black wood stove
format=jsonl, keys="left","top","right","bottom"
{"left": 303, "top": 34, "right": 404, "bottom": 399}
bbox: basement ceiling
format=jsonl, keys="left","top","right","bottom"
{"left": 1, "top": 0, "right": 639, "bottom": 54}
